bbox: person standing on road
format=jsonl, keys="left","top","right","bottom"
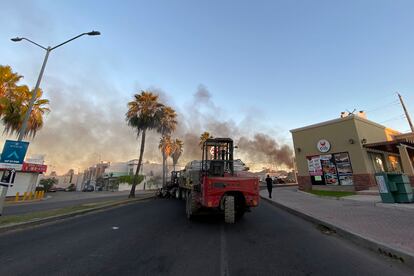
{"left": 265, "top": 174, "right": 273, "bottom": 198}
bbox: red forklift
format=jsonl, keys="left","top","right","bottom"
{"left": 184, "top": 138, "right": 259, "bottom": 223}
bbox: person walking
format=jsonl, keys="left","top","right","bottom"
{"left": 265, "top": 174, "right": 273, "bottom": 198}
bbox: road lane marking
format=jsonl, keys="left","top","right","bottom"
{"left": 220, "top": 225, "right": 230, "bottom": 276}
{"left": 112, "top": 226, "right": 119, "bottom": 230}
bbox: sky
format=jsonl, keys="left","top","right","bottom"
{"left": 1, "top": 0, "right": 414, "bottom": 174}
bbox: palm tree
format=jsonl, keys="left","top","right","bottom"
{"left": 126, "top": 91, "right": 164, "bottom": 197}
{"left": 0, "top": 65, "right": 50, "bottom": 138}
{"left": 199, "top": 131, "right": 213, "bottom": 148}
{"left": 157, "top": 106, "right": 177, "bottom": 136}
{"left": 157, "top": 106, "right": 177, "bottom": 187}
{"left": 171, "top": 138, "right": 184, "bottom": 171}
{"left": 159, "top": 136, "right": 173, "bottom": 186}
{"left": 0, "top": 65, "right": 22, "bottom": 95}
{"left": 2, "top": 85, "right": 50, "bottom": 138}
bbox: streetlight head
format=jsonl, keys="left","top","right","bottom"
{"left": 87, "top": 31, "right": 101, "bottom": 36}
{"left": 11, "top": 37, "right": 23, "bottom": 42}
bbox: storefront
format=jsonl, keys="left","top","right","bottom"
{"left": 307, "top": 152, "right": 354, "bottom": 186}
{"left": 0, "top": 162, "right": 47, "bottom": 197}
{"left": 291, "top": 113, "right": 414, "bottom": 191}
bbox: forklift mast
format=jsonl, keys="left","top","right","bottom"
{"left": 201, "top": 138, "right": 234, "bottom": 177}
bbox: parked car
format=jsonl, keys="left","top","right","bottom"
{"left": 82, "top": 185, "right": 94, "bottom": 192}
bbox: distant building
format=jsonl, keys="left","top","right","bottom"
{"left": 82, "top": 161, "right": 110, "bottom": 189}
{"left": 102, "top": 160, "right": 164, "bottom": 191}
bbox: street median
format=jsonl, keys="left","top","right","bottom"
{"left": 0, "top": 193, "right": 156, "bottom": 234}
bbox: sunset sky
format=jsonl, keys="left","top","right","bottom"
{"left": 1, "top": 0, "right": 414, "bottom": 174}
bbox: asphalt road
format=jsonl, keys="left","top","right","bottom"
{"left": 2, "top": 191, "right": 149, "bottom": 216}
{"left": 0, "top": 198, "right": 411, "bottom": 276}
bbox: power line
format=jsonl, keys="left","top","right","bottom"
{"left": 365, "top": 100, "right": 400, "bottom": 113}
{"left": 379, "top": 114, "right": 406, "bottom": 124}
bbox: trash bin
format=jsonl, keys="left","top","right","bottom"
{"left": 375, "top": 173, "right": 396, "bottom": 203}
{"left": 388, "top": 174, "right": 414, "bottom": 203}
{"left": 375, "top": 172, "right": 414, "bottom": 203}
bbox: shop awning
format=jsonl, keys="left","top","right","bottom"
{"left": 364, "top": 137, "right": 414, "bottom": 154}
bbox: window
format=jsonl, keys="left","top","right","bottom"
{"left": 369, "top": 152, "right": 386, "bottom": 173}
{"left": 388, "top": 155, "right": 402, "bottom": 172}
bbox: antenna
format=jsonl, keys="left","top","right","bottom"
{"left": 346, "top": 109, "right": 357, "bottom": 115}
{"left": 397, "top": 92, "right": 414, "bottom": 132}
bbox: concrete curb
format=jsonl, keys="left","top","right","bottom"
{"left": 261, "top": 196, "right": 414, "bottom": 270}
{"left": 0, "top": 194, "right": 156, "bottom": 234}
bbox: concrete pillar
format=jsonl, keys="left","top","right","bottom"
{"left": 398, "top": 144, "right": 414, "bottom": 176}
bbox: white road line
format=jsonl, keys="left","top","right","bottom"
{"left": 220, "top": 225, "right": 230, "bottom": 276}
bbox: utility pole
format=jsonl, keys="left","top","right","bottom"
{"left": 398, "top": 93, "right": 414, "bottom": 132}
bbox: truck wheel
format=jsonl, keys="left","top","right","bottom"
{"left": 224, "top": 196, "right": 235, "bottom": 224}
{"left": 186, "top": 190, "right": 198, "bottom": 219}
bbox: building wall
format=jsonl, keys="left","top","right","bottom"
{"left": 292, "top": 117, "right": 362, "bottom": 175}
{"left": 353, "top": 118, "right": 400, "bottom": 177}
{"left": 4, "top": 172, "right": 40, "bottom": 197}
{"left": 291, "top": 115, "right": 399, "bottom": 191}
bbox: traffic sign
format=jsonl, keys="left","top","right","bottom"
{"left": 0, "top": 140, "right": 29, "bottom": 165}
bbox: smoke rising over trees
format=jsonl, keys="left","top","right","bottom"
{"left": 10, "top": 80, "right": 293, "bottom": 173}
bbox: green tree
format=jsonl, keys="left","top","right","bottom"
{"left": 171, "top": 138, "right": 184, "bottom": 171}
{"left": 199, "top": 131, "right": 213, "bottom": 148}
{"left": 125, "top": 91, "right": 164, "bottom": 197}
{"left": 39, "top": 178, "right": 58, "bottom": 192}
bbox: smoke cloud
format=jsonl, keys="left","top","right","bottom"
{"left": 1, "top": 81, "right": 293, "bottom": 174}
{"left": 237, "top": 134, "right": 293, "bottom": 168}
{"left": 168, "top": 85, "right": 294, "bottom": 170}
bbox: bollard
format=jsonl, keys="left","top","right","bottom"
{"left": 15, "top": 192, "right": 19, "bottom": 202}
{"left": 34, "top": 191, "right": 38, "bottom": 199}
{"left": 28, "top": 192, "right": 33, "bottom": 200}
{"left": 40, "top": 191, "right": 44, "bottom": 198}
{"left": 23, "top": 192, "right": 27, "bottom": 201}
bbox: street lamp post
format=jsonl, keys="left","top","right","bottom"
{"left": 0, "top": 31, "right": 101, "bottom": 216}
{"left": 11, "top": 31, "right": 101, "bottom": 141}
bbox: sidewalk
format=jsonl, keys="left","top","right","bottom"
{"left": 261, "top": 187, "right": 414, "bottom": 267}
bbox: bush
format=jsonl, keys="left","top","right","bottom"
{"left": 118, "top": 175, "right": 144, "bottom": 185}
{"left": 39, "top": 178, "right": 58, "bottom": 192}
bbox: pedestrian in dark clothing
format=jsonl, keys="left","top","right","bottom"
{"left": 265, "top": 174, "right": 273, "bottom": 198}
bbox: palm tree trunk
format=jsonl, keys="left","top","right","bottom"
{"left": 162, "top": 155, "right": 166, "bottom": 188}
{"left": 129, "top": 129, "right": 146, "bottom": 198}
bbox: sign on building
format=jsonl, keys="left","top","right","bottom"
{"left": 317, "top": 139, "right": 331, "bottom": 153}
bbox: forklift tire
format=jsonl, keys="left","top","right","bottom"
{"left": 186, "top": 190, "right": 198, "bottom": 219}
{"left": 224, "top": 196, "right": 235, "bottom": 224}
